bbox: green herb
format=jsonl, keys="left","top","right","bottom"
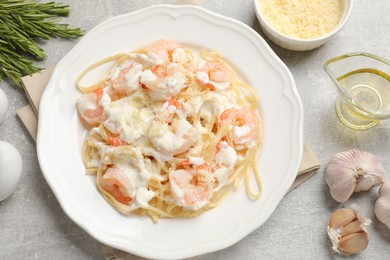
{"left": 0, "top": 0, "right": 84, "bottom": 87}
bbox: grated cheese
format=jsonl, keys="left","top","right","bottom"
{"left": 259, "top": 0, "right": 343, "bottom": 39}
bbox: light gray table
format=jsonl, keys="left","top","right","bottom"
{"left": 1, "top": 0, "right": 390, "bottom": 259}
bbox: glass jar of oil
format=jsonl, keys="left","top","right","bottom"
{"left": 324, "top": 53, "right": 390, "bottom": 130}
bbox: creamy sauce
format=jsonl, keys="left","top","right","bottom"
{"left": 77, "top": 39, "right": 260, "bottom": 212}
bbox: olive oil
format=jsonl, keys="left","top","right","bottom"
{"left": 337, "top": 68, "right": 390, "bottom": 115}
{"left": 324, "top": 52, "right": 390, "bottom": 130}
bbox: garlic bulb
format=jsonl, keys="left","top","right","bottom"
{"left": 325, "top": 149, "right": 385, "bottom": 203}
{"left": 374, "top": 180, "right": 390, "bottom": 229}
{"left": 327, "top": 207, "right": 371, "bottom": 254}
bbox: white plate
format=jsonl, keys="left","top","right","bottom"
{"left": 38, "top": 5, "right": 303, "bottom": 259}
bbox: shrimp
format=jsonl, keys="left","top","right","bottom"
{"left": 157, "top": 99, "right": 181, "bottom": 122}
{"left": 178, "top": 143, "right": 237, "bottom": 193}
{"left": 169, "top": 166, "right": 214, "bottom": 210}
{"left": 196, "top": 60, "right": 233, "bottom": 91}
{"left": 180, "top": 157, "right": 206, "bottom": 168}
{"left": 106, "top": 130, "right": 127, "bottom": 147}
{"left": 147, "top": 39, "right": 182, "bottom": 63}
{"left": 220, "top": 107, "right": 260, "bottom": 149}
{"left": 213, "top": 141, "right": 237, "bottom": 190}
{"left": 103, "top": 98, "right": 154, "bottom": 145}
{"left": 149, "top": 101, "right": 196, "bottom": 155}
{"left": 149, "top": 118, "right": 199, "bottom": 156}
{"left": 77, "top": 88, "right": 110, "bottom": 126}
{"left": 100, "top": 167, "right": 134, "bottom": 205}
{"left": 110, "top": 61, "right": 143, "bottom": 95}
{"left": 140, "top": 63, "right": 187, "bottom": 101}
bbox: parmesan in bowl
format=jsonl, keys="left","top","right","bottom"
{"left": 254, "top": 0, "right": 353, "bottom": 51}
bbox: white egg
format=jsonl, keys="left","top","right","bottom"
{"left": 0, "top": 88, "right": 8, "bottom": 124}
{"left": 0, "top": 141, "right": 23, "bottom": 201}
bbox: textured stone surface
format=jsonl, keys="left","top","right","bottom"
{"left": 1, "top": 0, "right": 390, "bottom": 259}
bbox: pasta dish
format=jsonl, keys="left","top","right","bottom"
{"left": 76, "top": 39, "right": 262, "bottom": 221}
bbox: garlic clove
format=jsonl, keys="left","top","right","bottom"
{"left": 327, "top": 207, "right": 370, "bottom": 255}
{"left": 328, "top": 208, "right": 356, "bottom": 230}
{"left": 374, "top": 180, "right": 390, "bottom": 229}
{"left": 339, "top": 220, "right": 364, "bottom": 237}
{"left": 325, "top": 149, "right": 385, "bottom": 203}
{"left": 338, "top": 232, "right": 369, "bottom": 254}
{"left": 355, "top": 175, "right": 383, "bottom": 192}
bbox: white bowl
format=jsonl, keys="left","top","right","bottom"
{"left": 254, "top": 0, "right": 353, "bottom": 51}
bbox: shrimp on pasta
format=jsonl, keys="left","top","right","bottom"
{"left": 76, "top": 39, "right": 262, "bottom": 221}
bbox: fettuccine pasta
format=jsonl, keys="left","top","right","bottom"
{"left": 76, "top": 39, "right": 262, "bottom": 222}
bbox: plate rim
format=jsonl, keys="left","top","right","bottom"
{"left": 37, "top": 4, "right": 303, "bottom": 259}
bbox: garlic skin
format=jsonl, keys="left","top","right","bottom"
{"left": 374, "top": 180, "right": 390, "bottom": 230}
{"left": 325, "top": 149, "right": 385, "bottom": 203}
{"left": 327, "top": 207, "right": 371, "bottom": 255}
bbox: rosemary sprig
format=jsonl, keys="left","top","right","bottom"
{"left": 0, "top": 0, "right": 84, "bottom": 88}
